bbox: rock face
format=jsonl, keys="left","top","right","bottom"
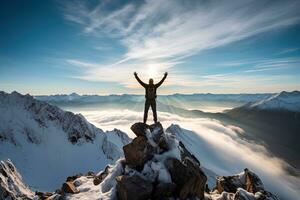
{"left": 165, "top": 157, "right": 207, "bottom": 199}
{"left": 0, "top": 159, "right": 34, "bottom": 199}
{"left": 116, "top": 175, "right": 153, "bottom": 200}
{"left": 123, "top": 136, "right": 155, "bottom": 169}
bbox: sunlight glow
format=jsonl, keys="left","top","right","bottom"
{"left": 146, "top": 64, "right": 159, "bottom": 79}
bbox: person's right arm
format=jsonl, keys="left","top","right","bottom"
{"left": 134, "top": 72, "right": 147, "bottom": 87}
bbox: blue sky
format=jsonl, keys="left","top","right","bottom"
{"left": 1, "top": 0, "right": 300, "bottom": 95}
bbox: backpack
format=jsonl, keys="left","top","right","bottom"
{"left": 146, "top": 86, "right": 156, "bottom": 99}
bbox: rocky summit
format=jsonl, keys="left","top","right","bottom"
{"left": 0, "top": 122, "right": 279, "bottom": 200}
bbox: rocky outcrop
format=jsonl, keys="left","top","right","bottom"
{"left": 123, "top": 136, "right": 155, "bottom": 169}
{"left": 61, "top": 181, "right": 80, "bottom": 194}
{"left": 117, "top": 122, "right": 208, "bottom": 200}
{"left": 165, "top": 157, "right": 207, "bottom": 199}
{"left": 116, "top": 175, "right": 153, "bottom": 200}
{"left": 213, "top": 168, "right": 278, "bottom": 200}
{"left": 116, "top": 122, "right": 278, "bottom": 200}
{"left": 0, "top": 159, "right": 34, "bottom": 199}
{"left": 93, "top": 165, "right": 111, "bottom": 185}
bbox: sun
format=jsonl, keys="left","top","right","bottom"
{"left": 146, "top": 65, "right": 158, "bottom": 79}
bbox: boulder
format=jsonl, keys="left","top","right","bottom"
{"left": 152, "top": 182, "right": 176, "bottom": 199}
{"left": 61, "top": 181, "right": 80, "bottom": 194}
{"left": 130, "top": 122, "right": 150, "bottom": 137}
{"left": 116, "top": 175, "right": 153, "bottom": 200}
{"left": 123, "top": 136, "right": 155, "bottom": 169}
{"left": 93, "top": 165, "right": 111, "bottom": 185}
{"left": 165, "top": 157, "right": 207, "bottom": 199}
{"left": 66, "top": 174, "right": 82, "bottom": 182}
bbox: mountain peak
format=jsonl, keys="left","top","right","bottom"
{"left": 69, "top": 92, "right": 80, "bottom": 96}
{"left": 247, "top": 90, "right": 300, "bottom": 112}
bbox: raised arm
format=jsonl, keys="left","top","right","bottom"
{"left": 134, "top": 72, "right": 147, "bottom": 87}
{"left": 155, "top": 72, "right": 168, "bottom": 88}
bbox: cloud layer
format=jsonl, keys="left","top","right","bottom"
{"left": 77, "top": 109, "right": 300, "bottom": 199}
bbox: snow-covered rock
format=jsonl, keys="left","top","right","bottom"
{"left": 0, "top": 91, "right": 131, "bottom": 191}
{"left": 247, "top": 91, "right": 300, "bottom": 112}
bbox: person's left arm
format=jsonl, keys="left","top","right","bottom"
{"left": 155, "top": 72, "right": 168, "bottom": 88}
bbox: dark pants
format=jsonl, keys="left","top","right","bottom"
{"left": 144, "top": 99, "right": 157, "bottom": 124}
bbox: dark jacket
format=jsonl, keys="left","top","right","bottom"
{"left": 135, "top": 74, "right": 167, "bottom": 100}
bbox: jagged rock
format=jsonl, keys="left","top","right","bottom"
{"left": 0, "top": 159, "right": 34, "bottom": 199}
{"left": 149, "top": 122, "right": 164, "bottom": 142}
{"left": 61, "top": 181, "right": 80, "bottom": 194}
{"left": 165, "top": 157, "right": 207, "bottom": 199}
{"left": 94, "top": 165, "right": 111, "bottom": 185}
{"left": 123, "top": 136, "right": 155, "bottom": 169}
{"left": 216, "top": 175, "right": 244, "bottom": 193}
{"left": 244, "top": 168, "right": 264, "bottom": 193}
{"left": 131, "top": 122, "right": 150, "bottom": 137}
{"left": 66, "top": 174, "right": 82, "bottom": 182}
{"left": 216, "top": 168, "right": 264, "bottom": 194}
{"left": 152, "top": 182, "right": 176, "bottom": 199}
{"left": 116, "top": 175, "right": 153, "bottom": 200}
{"left": 85, "top": 171, "right": 95, "bottom": 177}
{"left": 179, "top": 141, "right": 200, "bottom": 166}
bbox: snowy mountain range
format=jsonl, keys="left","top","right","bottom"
{"left": 35, "top": 92, "right": 272, "bottom": 107}
{"left": 35, "top": 93, "right": 273, "bottom": 104}
{"left": 246, "top": 91, "right": 300, "bottom": 112}
{"left": 0, "top": 91, "right": 131, "bottom": 191}
{"left": 35, "top": 91, "right": 300, "bottom": 113}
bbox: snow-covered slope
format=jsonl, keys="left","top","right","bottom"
{"left": 0, "top": 91, "right": 130, "bottom": 191}
{"left": 247, "top": 91, "right": 300, "bottom": 112}
{"left": 0, "top": 159, "right": 34, "bottom": 199}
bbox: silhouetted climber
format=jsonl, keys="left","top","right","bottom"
{"left": 134, "top": 72, "right": 168, "bottom": 124}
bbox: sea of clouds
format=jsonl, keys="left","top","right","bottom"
{"left": 74, "top": 109, "right": 300, "bottom": 199}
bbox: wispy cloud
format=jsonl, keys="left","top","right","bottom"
{"left": 62, "top": 0, "right": 300, "bottom": 90}
{"left": 277, "top": 48, "right": 299, "bottom": 55}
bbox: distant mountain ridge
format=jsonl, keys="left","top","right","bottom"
{"left": 35, "top": 92, "right": 274, "bottom": 104}
{"left": 246, "top": 91, "right": 300, "bottom": 112}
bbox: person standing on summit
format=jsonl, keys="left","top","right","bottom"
{"left": 134, "top": 72, "right": 168, "bottom": 124}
